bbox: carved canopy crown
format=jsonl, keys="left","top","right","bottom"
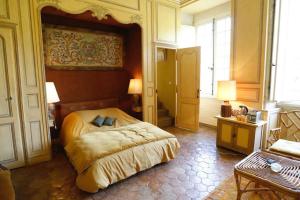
{"left": 37, "top": 0, "right": 143, "bottom": 25}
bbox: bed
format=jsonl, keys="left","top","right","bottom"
{"left": 58, "top": 99, "right": 180, "bottom": 193}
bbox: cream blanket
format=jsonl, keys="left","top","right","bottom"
{"left": 65, "top": 122, "right": 180, "bottom": 192}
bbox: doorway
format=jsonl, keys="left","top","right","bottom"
{"left": 155, "top": 46, "right": 201, "bottom": 131}
{"left": 156, "top": 48, "right": 176, "bottom": 128}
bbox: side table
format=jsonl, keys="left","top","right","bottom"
{"left": 216, "top": 116, "right": 267, "bottom": 155}
{"left": 234, "top": 151, "right": 300, "bottom": 199}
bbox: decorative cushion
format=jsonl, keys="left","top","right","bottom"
{"left": 0, "top": 166, "right": 15, "bottom": 200}
{"left": 103, "top": 117, "right": 116, "bottom": 126}
{"left": 270, "top": 139, "right": 300, "bottom": 157}
{"left": 92, "top": 116, "right": 105, "bottom": 127}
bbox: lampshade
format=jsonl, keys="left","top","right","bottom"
{"left": 128, "top": 79, "right": 142, "bottom": 94}
{"left": 217, "top": 80, "right": 236, "bottom": 101}
{"left": 46, "top": 82, "right": 60, "bottom": 103}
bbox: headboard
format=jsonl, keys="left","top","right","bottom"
{"left": 55, "top": 98, "right": 119, "bottom": 128}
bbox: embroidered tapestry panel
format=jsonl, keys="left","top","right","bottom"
{"left": 43, "top": 25, "right": 123, "bottom": 69}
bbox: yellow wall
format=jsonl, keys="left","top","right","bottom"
{"left": 157, "top": 48, "right": 176, "bottom": 117}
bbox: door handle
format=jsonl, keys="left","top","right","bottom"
{"left": 197, "top": 89, "right": 199, "bottom": 98}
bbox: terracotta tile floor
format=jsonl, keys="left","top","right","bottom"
{"left": 12, "top": 126, "right": 245, "bottom": 200}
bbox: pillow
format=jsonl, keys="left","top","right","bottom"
{"left": 92, "top": 116, "right": 105, "bottom": 127}
{"left": 103, "top": 117, "right": 116, "bottom": 126}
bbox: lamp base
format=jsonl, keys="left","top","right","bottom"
{"left": 48, "top": 103, "right": 55, "bottom": 120}
{"left": 221, "top": 104, "right": 232, "bottom": 117}
{"left": 132, "top": 106, "right": 142, "bottom": 112}
{"left": 131, "top": 94, "right": 142, "bottom": 112}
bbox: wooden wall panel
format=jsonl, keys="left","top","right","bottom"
{"left": 231, "top": 0, "right": 268, "bottom": 108}
{"left": 147, "top": 105, "right": 154, "bottom": 123}
{"left": 27, "top": 94, "right": 39, "bottom": 109}
{"left": 157, "top": 3, "right": 176, "bottom": 43}
{"left": 0, "top": 124, "right": 15, "bottom": 162}
{"left": 29, "top": 121, "right": 43, "bottom": 154}
{"left": 0, "top": 0, "right": 9, "bottom": 19}
{"left": 232, "top": 0, "right": 263, "bottom": 84}
{"left": 18, "top": 0, "right": 51, "bottom": 165}
{"left": 0, "top": 0, "right": 18, "bottom": 22}
{"left": 236, "top": 87, "right": 260, "bottom": 102}
{"left": 46, "top": 69, "right": 130, "bottom": 102}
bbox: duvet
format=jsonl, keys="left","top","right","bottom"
{"left": 64, "top": 119, "right": 180, "bottom": 192}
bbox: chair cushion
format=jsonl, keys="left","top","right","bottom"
{"left": 0, "top": 168, "right": 15, "bottom": 200}
{"left": 270, "top": 139, "right": 300, "bottom": 157}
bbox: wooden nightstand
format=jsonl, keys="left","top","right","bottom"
{"left": 48, "top": 119, "right": 58, "bottom": 139}
{"left": 216, "top": 116, "right": 267, "bottom": 155}
{"left": 48, "top": 119, "right": 60, "bottom": 153}
{"left": 130, "top": 111, "right": 143, "bottom": 121}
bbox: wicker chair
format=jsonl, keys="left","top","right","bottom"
{"left": 266, "top": 110, "right": 300, "bottom": 159}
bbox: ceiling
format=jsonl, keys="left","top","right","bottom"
{"left": 181, "top": 0, "right": 230, "bottom": 14}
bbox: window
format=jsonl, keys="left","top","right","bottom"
{"left": 271, "top": 0, "right": 300, "bottom": 103}
{"left": 179, "top": 25, "right": 196, "bottom": 48}
{"left": 196, "top": 16, "right": 231, "bottom": 96}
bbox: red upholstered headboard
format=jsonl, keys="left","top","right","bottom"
{"left": 55, "top": 98, "right": 119, "bottom": 127}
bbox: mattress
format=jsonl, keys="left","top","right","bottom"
{"left": 61, "top": 108, "right": 180, "bottom": 192}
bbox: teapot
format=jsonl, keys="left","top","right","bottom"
{"left": 239, "top": 105, "right": 248, "bottom": 115}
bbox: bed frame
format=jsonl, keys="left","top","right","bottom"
{"left": 55, "top": 98, "right": 119, "bottom": 127}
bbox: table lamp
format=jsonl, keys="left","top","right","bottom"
{"left": 46, "top": 82, "right": 60, "bottom": 120}
{"left": 217, "top": 80, "right": 236, "bottom": 117}
{"left": 128, "top": 79, "right": 142, "bottom": 112}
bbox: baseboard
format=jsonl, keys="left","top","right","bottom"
{"left": 26, "top": 152, "right": 52, "bottom": 166}
{"left": 199, "top": 122, "right": 217, "bottom": 130}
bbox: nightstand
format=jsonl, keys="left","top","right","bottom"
{"left": 131, "top": 111, "right": 143, "bottom": 121}
{"left": 48, "top": 119, "right": 60, "bottom": 153}
{"left": 216, "top": 116, "right": 267, "bottom": 155}
{"left": 48, "top": 119, "right": 59, "bottom": 139}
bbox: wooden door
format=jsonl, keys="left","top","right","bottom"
{"left": 0, "top": 27, "right": 25, "bottom": 168}
{"left": 176, "top": 47, "right": 200, "bottom": 131}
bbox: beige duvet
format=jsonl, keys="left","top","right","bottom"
{"left": 61, "top": 108, "right": 180, "bottom": 192}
